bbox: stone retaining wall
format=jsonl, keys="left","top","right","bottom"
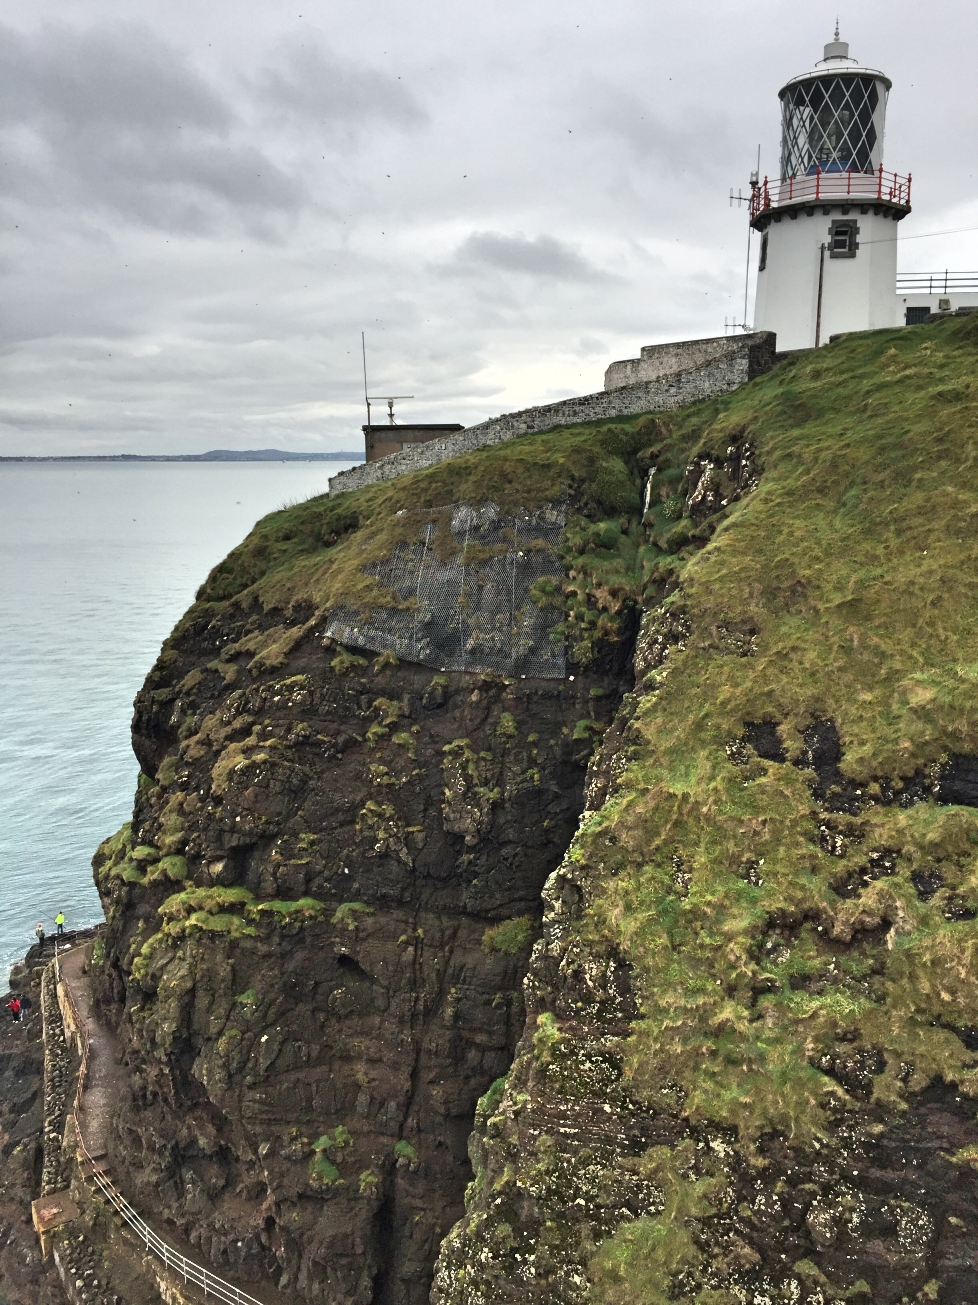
{"left": 328, "top": 332, "right": 776, "bottom": 497}
{"left": 603, "top": 332, "right": 767, "bottom": 391}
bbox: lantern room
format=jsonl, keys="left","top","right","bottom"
{"left": 779, "top": 35, "right": 889, "bottom": 179}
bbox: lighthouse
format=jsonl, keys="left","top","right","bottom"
{"left": 750, "top": 29, "right": 911, "bottom": 349}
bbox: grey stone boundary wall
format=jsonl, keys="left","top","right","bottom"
{"left": 603, "top": 333, "right": 763, "bottom": 390}
{"left": 328, "top": 332, "right": 776, "bottom": 497}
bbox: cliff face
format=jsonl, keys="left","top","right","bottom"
{"left": 0, "top": 950, "right": 67, "bottom": 1305}
{"left": 92, "top": 419, "right": 652, "bottom": 1302}
{"left": 435, "top": 316, "right": 978, "bottom": 1304}
{"left": 93, "top": 315, "right": 978, "bottom": 1305}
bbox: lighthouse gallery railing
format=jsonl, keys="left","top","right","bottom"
{"left": 750, "top": 166, "right": 912, "bottom": 221}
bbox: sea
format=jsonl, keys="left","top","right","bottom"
{"left": 0, "top": 460, "right": 357, "bottom": 991}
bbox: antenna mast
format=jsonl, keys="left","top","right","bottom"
{"left": 361, "top": 332, "right": 371, "bottom": 427}
{"left": 728, "top": 146, "right": 761, "bottom": 332}
{"left": 367, "top": 396, "right": 415, "bottom": 425}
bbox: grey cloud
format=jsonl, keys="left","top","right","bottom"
{"left": 588, "top": 82, "right": 736, "bottom": 182}
{"left": 0, "top": 23, "right": 228, "bottom": 131}
{"left": 0, "top": 22, "right": 303, "bottom": 232}
{"left": 443, "top": 232, "right": 609, "bottom": 281}
{"left": 256, "top": 40, "right": 426, "bottom": 135}
{"left": 2, "top": 0, "right": 974, "bottom": 458}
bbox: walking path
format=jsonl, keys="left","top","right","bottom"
{"left": 55, "top": 941, "right": 289, "bottom": 1305}
{"left": 57, "top": 944, "right": 120, "bottom": 1163}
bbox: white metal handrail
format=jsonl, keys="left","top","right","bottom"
{"left": 80, "top": 1150, "right": 265, "bottom": 1305}
{"left": 56, "top": 948, "right": 267, "bottom": 1305}
{"left": 896, "top": 271, "right": 978, "bottom": 293}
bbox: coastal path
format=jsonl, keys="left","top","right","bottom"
{"left": 55, "top": 941, "right": 283, "bottom": 1305}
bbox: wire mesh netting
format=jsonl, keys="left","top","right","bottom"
{"left": 325, "top": 502, "right": 567, "bottom": 678}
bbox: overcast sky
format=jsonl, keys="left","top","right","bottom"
{"left": 2, "top": 0, "right": 976, "bottom": 456}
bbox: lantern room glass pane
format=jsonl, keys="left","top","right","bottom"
{"left": 780, "top": 76, "right": 883, "bottom": 179}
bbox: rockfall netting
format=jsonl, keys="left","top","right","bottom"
{"left": 324, "top": 502, "right": 566, "bottom": 678}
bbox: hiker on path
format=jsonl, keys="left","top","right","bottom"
{"left": 35, "top": 922, "right": 45, "bottom": 949}
{"left": 6, "top": 997, "right": 21, "bottom": 1023}
{"left": 55, "top": 911, "right": 65, "bottom": 936}
{"left": 20, "top": 995, "right": 31, "bottom": 1021}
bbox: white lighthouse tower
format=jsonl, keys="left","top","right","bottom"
{"left": 751, "top": 29, "right": 911, "bottom": 349}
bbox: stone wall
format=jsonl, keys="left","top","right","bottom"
{"left": 328, "top": 332, "right": 775, "bottom": 497}
{"left": 603, "top": 332, "right": 766, "bottom": 391}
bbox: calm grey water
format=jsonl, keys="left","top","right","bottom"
{"left": 0, "top": 462, "right": 356, "bottom": 990}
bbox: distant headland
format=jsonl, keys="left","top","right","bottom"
{"left": 0, "top": 448, "right": 363, "bottom": 463}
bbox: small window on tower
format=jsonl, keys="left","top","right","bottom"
{"left": 758, "top": 231, "right": 768, "bottom": 272}
{"left": 828, "top": 219, "right": 859, "bottom": 259}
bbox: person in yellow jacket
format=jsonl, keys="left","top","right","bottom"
{"left": 55, "top": 911, "right": 65, "bottom": 936}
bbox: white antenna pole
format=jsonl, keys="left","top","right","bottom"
{"left": 742, "top": 145, "right": 761, "bottom": 331}
{"left": 361, "top": 332, "right": 371, "bottom": 427}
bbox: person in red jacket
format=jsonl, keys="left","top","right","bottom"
{"left": 5, "top": 997, "right": 22, "bottom": 1023}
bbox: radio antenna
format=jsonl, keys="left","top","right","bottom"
{"left": 361, "top": 331, "right": 371, "bottom": 426}
{"left": 743, "top": 143, "right": 761, "bottom": 329}
{"left": 367, "top": 396, "right": 415, "bottom": 425}
{"left": 728, "top": 145, "right": 761, "bottom": 332}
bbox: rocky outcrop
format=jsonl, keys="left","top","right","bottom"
{"left": 433, "top": 316, "right": 978, "bottom": 1304}
{"left": 0, "top": 950, "right": 68, "bottom": 1305}
{"left": 85, "top": 411, "right": 670, "bottom": 1305}
{"left": 66, "top": 316, "right": 978, "bottom": 1305}
{"left": 92, "top": 605, "right": 635, "bottom": 1303}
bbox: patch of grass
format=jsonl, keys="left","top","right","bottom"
{"left": 178, "top": 413, "right": 670, "bottom": 668}
{"left": 250, "top": 897, "right": 326, "bottom": 920}
{"left": 331, "top": 901, "right": 374, "bottom": 931}
{"left": 393, "top": 1139, "right": 417, "bottom": 1166}
{"left": 482, "top": 916, "right": 535, "bottom": 955}
{"left": 309, "top": 1125, "right": 352, "bottom": 1188}
{"left": 309, "top": 1154, "right": 342, "bottom": 1187}
{"left": 148, "top": 886, "right": 330, "bottom": 948}
{"left": 331, "top": 647, "right": 368, "bottom": 675}
{"left": 145, "top": 855, "right": 189, "bottom": 884}
{"left": 131, "top": 844, "right": 161, "bottom": 863}
{"left": 532, "top": 1011, "right": 562, "bottom": 1063}
{"left": 590, "top": 1142, "right": 727, "bottom": 1304}
{"left": 475, "top": 1076, "right": 507, "bottom": 1125}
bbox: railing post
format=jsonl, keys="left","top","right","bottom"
{"left": 847, "top": 168, "right": 851, "bottom": 195}
{"left": 815, "top": 164, "right": 820, "bottom": 200}
{"left": 877, "top": 164, "right": 883, "bottom": 199}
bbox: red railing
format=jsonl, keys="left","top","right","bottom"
{"left": 750, "top": 166, "right": 912, "bottom": 220}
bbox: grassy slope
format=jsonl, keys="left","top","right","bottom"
{"left": 194, "top": 417, "right": 651, "bottom": 619}
{"left": 564, "top": 315, "right": 978, "bottom": 1295}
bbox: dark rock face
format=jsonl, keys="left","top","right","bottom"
{"left": 0, "top": 950, "right": 70, "bottom": 1305}
{"left": 431, "top": 608, "right": 978, "bottom": 1305}
{"left": 95, "top": 606, "right": 634, "bottom": 1304}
